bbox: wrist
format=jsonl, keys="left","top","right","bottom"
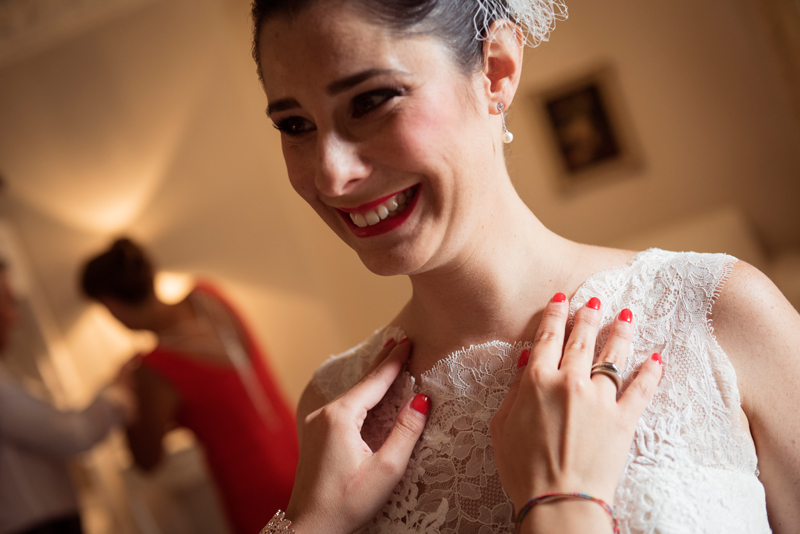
{"left": 515, "top": 493, "right": 619, "bottom": 534}
{"left": 519, "top": 500, "right": 611, "bottom": 534}
{"left": 280, "top": 505, "right": 318, "bottom": 534}
{"left": 278, "top": 505, "right": 348, "bottom": 534}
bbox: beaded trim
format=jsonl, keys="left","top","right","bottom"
{"left": 259, "top": 510, "right": 295, "bottom": 534}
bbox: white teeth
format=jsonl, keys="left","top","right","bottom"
{"left": 350, "top": 212, "right": 368, "bottom": 227}
{"left": 347, "top": 186, "right": 416, "bottom": 228}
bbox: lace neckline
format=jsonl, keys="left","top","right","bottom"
{"left": 317, "top": 248, "right": 770, "bottom": 533}
{"left": 401, "top": 248, "right": 649, "bottom": 389}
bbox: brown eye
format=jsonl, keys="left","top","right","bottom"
{"left": 273, "top": 117, "right": 315, "bottom": 136}
{"left": 352, "top": 88, "right": 401, "bottom": 118}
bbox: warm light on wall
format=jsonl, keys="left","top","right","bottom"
{"left": 155, "top": 271, "right": 195, "bottom": 304}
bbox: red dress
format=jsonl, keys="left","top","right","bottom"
{"left": 141, "top": 283, "right": 298, "bottom": 534}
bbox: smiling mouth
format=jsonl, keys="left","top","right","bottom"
{"left": 338, "top": 185, "right": 419, "bottom": 228}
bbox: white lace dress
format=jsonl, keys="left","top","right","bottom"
{"left": 311, "top": 249, "right": 772, "bottom": 533}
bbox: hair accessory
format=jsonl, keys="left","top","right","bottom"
{"left": 498, "top": 103, "right": 514, "bottom": 144}
{"left": 260, "top": 510, "right": 295, "bottom": 534}
{"left": 590, "top": 361, "right": 623, "bottom": 393}
{"left": 474, "top": 0, "right": 568, "bottom": 48}
{"left": 515, "top": 492, "right": 619, "bottom": 533}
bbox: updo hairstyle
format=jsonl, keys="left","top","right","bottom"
{"left": 81, "top": 238, "right": 155, "bottom": 305}
{"left": 251, "top": 0, "right": 566, "bottom": 78}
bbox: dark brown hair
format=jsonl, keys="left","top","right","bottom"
{"left": 251, "top": 0, "right": 510, "bottom": 79}
{"left": 81, "top": 238, "right": 154, "bottom": 304}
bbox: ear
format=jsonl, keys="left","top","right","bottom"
{"left": 481, "top": 19, "right": 524, "bottom": 115}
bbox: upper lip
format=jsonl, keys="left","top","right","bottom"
{"left": 334, "top": 186, "right": 416, "bottom": 214}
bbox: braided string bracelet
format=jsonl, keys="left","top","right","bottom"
{"left": 515, "top": 492, "right": 620, "bottom": 533}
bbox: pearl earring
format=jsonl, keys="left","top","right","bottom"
{"left": 498, "top": 103, "right": 514, "bottom": 144}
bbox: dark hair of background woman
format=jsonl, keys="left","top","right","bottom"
{"left": 81, "top": 238, "right": 154, "bottom": 304}
{"left": 251, "top": 0, "right": 511, "bottom": 78}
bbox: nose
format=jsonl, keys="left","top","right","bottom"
{"left": 315, "top": 132, "right": 371, "bottom": 197}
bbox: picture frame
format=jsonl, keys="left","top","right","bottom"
{"left": 529, "top": 64, "right": 643, "bottom": 194}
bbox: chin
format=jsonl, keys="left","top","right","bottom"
{"left": 354, "top": 240, "right": 438, "bottom": 277}
{"left": 357, "top": 252, "right": 419, "bottom": 277}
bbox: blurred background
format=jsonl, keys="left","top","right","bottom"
{"left": 0, "top": 0, "right": 798, "bottom": 532}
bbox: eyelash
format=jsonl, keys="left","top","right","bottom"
{"left": 273, "top": 117, "right": 312, "bottom": 136}
{"left": 273, "top": 86, "right": 404, "bottom": 137}
{"left": 351, "top": 87, "right": 403, "bottom": 118}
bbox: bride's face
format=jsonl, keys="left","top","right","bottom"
{"left": 258, "top": 1, "right": 497, "bottom": 276}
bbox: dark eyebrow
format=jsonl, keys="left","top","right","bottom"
{"left": 266, "top": 68, "right": 404, "bottom": 117}
{"left": 326, "top": 68, "right": 402, "bottom": 95}
{"left": 266, "top": 98, "right": 300, "bottom": 117}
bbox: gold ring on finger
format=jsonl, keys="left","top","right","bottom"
{"left": 590, "top": 361, "right": 623, "bottom": 393}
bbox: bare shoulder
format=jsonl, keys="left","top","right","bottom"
{"left": 710, "top": 260, "right": 800, "bottom": 400}
{"left": 569, "top": 243, "right": 639, "bottom": 282}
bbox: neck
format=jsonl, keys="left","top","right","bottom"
{"left": 400, "top": 183, "right": 578, "bottom": 364}
{"left": 151, "top": 298, "right": 195, "bottom": 334}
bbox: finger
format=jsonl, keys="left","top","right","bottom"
{"left": 618, "top": 353, "right": 663, "bottom": 424}
{"left": 363, "top": 337, "right": 402, "bottom": 376}
{"left": 342, "top": 338, "right": 411, "bottom": 412}
{"left": 529, "top": 293, "right": 569, "bottom": 371}
{"left": 559, "top": 296, "right": 602, "bottom": 374}
{"left": 502, "top": 347, "right": 531, "bottom": 412}
{"left": 591, "top": 308, "right": 634, "bottom": 398}
{"left": 373, "top": 393, "right": 431, "bottom": 479}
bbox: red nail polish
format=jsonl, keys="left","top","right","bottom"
{"left": 411, "top": 394, "right": 431, "bottom": 415}
{"left": 552, "top": 292, "right": 567, "bottom": 303}
{"left": 383, "top": 339, "right": 395, "bottom": 348}
{"left": 517, "top": 349, "right": 530, "bottom": 369}
{"left": 651, "top": 353, "right": 662, "bottom": 365}
{"left": 587, "top": 297, "right": 601, "bottom": 310}
{"left": 398, "top": 337, "right": 409, "bottom": 345}
{"left": 619, "top": 309, "right": 633, "bottom": 323}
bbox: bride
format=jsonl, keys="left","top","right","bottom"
{"left": 251, "top": 0, "right": 800, "bottom": 531}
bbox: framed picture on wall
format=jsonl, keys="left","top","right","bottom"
{"left": 530, "top": 64, "right": 643, "bottom": 193}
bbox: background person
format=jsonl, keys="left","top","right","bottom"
{"left": 80, "top": 238, "right": 298, "bottom": 534}
{"left": 0, "top": 260, "right": 135, "bottom": 534}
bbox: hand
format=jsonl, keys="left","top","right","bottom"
{"left": 112, "top": 354, "right": 141, "bottom": 392}
{"left": 286, "top": 338, "right": 431, "bottom": 534}
{"left": 490, "top": 294, "right": 663, "bottom": 514}
{"left": 104, "top": 355, "right": 141, "bottom": 424}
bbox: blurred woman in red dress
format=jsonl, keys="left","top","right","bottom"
{"left": 81, "top": 238, "right": 298, "bottom": 534}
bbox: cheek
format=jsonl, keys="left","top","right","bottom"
{"left": 377, "top": 97, "right": 464, "bottom": 172}
{"left": 282, "top": 143, "right": 315, "bottom": 201}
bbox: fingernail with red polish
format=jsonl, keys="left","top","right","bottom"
{"left": 587, "top": 297, "right": 601, "bottom": 310}
{"left": 517, "top": 349, "right": 530, "bottom": 369}
{"left": 398, "top": 337, "right": 409, "bottom": 345}
{"left": 619, "top": 309, "right": 633, "bottom": 323}
{"left": 651, "top": 353, "right": 662, "bottom": 365}
{"left": 383, "top": 338, "right": 395, "bottom": 348}
{"left": 552, "top": 292, "right": 567, "bottom": 303}
{"left": 411, "top": 394, "right": 431, "bottom": 415}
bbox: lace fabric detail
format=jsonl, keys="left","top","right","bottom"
{"left": 311, "top": 249, "right": 771, "bottom": 533}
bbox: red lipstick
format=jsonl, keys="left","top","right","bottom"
{"left": 337, "top": 185, "right": 420, "bottom": 238}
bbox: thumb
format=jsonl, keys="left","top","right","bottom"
{"left": 373, "top": 394, "right": 431, "bottom": 476}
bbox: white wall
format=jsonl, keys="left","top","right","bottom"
{"left": 509, "top": 0, "right": 800, "bottom": 254}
